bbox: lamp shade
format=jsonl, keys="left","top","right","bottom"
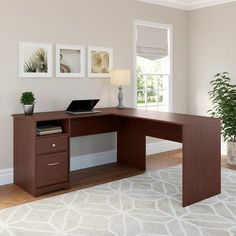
{"left": 110, "top": 69, "right": 131, "bottom": 85}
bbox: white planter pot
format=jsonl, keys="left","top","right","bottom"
{"left": 227, "top": 141, "right": 236, "bottom": 165}
{"left": 23, "top": 104, "right": 34, "bottom": 115}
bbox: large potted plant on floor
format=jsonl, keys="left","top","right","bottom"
{"left": 20, "top": 91, "right": 36, "bottom": 115}
{"left": 209, "top": 72, "right": 236, "bottom": 164}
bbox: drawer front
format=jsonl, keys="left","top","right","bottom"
{"left": 37, "top": 152, "right": 68, "bottom": 188}
{"left": 37, "top": 135, "right": 68, "bottom": 155}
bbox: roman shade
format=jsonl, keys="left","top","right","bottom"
{"left": 137, "top": 25, "right": 168, "bottom": 61}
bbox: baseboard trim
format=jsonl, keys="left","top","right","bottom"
{"left": 70, "top": 150, "right": 116, "bottom": 171}
{"left": 0, "top": 168, "right": 13, "bottom": 186}
{"left": 0, "top": 140, "right": 184, "bottom": 186}
{"left": 146, "top": 140, "right": 182, "bottom": 156}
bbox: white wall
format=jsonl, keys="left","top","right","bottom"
{"left": 188, "top": 1, "right": 236, "bottom": 115}
{"left": 0, "top": 0, "right": 188, "bottom": 170}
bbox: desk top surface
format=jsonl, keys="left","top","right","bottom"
{"left": 12, "top": 107, "right": 219, "bottom": 125}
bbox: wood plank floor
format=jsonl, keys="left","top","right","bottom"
{"left": 0, "top": 150, "right": 235, "bottom": 209}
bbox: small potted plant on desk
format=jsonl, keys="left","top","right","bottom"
{"left": 20, "top": 91, "right": 36, "bottom": 115}
{"left": 208, "top": 72, "right": 236, "bottom": 165}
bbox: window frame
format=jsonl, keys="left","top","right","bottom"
{"left": 133, "top": 20, "right": 173, "bottom": 112}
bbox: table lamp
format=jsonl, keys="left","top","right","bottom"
{"left": 111, "top": 69, "right": 131, "bottom": 109}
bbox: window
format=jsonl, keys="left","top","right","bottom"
{"left": 134, "top": 21, "right": 172, "bottom": 112}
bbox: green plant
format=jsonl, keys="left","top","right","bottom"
{"left": 20, "top": 92, "right": 36, "bottom": 105}
{"left": 208, "top": 72, "right": 236, "bottom": 142}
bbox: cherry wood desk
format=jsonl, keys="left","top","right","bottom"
{"left": 12, "top": 108, "right": 221, "bottom": 207}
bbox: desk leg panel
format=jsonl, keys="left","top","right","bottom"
{"left": 117, "top": 126, "right": 146, "bottom": 171}
{"left": 14, "top": 118, "right": 37, "bottom": 195}
{"left": 182, "top": 121, "right": 221, "bottom": 207}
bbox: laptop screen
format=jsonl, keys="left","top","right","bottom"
{"left": 66, "top": 99, "right": 100, "bottom": 112}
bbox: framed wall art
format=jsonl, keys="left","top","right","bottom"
{"left": 56, "top": 44, "right": 85, "bottom": 78}
{"left": 19, "top": 41, "right": 53, "bottom": 78}
{"left": 88, "top": 47, "right": 113, "bottom": 78}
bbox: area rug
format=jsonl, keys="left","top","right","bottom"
{"left": 0, "top": 165, "right": 236, "bottom": 236}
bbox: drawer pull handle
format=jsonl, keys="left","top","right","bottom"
{"left": 52, "top": 144, "right": 56, "bottom": 147}
{"left": 48, "top": 162, "right": 60, "bottom": 166}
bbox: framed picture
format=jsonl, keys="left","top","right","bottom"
{"left": 56, "top": 44, "right": 85, "bottom": 78}
{"left": 19, "top": 41, "right": 53, "bottom": 78}
{"left": 88, "top": 47, "right": 113, "bottom": 78}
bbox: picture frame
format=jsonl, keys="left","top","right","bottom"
{"left": 56, "top": 44, "right": 85, "bottom": 78}
{"left": 88, "top": 46, "right": 113, "bottom": 78}
{"left": 19, "top": 41, "right": 53, "bottom": 78}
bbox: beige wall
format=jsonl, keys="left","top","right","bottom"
{"left": 0, "top": 0, "right": 188, "bottom": 169}
{"left": 188, "top": 2, "right": 236, "bottom": 115}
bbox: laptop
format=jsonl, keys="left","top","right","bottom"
{"left": 66, "top": 99, "right": 101, "bottom": 114}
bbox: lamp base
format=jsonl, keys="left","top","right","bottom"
{"left": 117, "top": 85, "right": 125, "bottom": 109}
{"left": 117, "top": 104, "right": 125, "bottom": 109}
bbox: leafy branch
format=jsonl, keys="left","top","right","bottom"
{"left": 208, "top": 72, "right": 236, "bottom": 142}
{"left": 24, "top": 48, "right": 48, "bottom": 73}
{"left": 20, "top": 92, "right": 36, "bottom": 105}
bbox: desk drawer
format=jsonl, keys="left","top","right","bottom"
{"left": 37, "top": 152, "right": 68, "bottom": 188}
{"left": 37, "top": 134, "right": 68, "bottom": 155}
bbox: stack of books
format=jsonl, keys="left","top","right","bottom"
{"left": 36, "top": 125, "right": 62, "bottom": 136}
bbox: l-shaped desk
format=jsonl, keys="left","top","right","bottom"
{"left": 12, "top": 107, "right": 221, "bottom": 207}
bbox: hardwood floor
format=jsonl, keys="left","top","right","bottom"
{"left": 0, "top": 150, "right": 235, "bottom": 209}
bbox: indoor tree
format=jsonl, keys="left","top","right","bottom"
{"left": 208, "top": 72, "right": 236, "bottom": 164}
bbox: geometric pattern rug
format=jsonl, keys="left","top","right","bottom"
{"left": 0, "top": 165, "right": 236, "bottom": 236}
